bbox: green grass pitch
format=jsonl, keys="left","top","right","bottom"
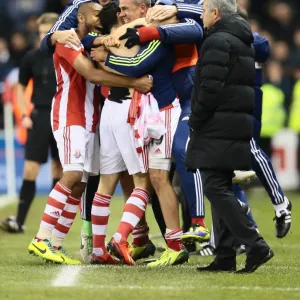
{"left": 0, "top": 191, "right": 300, "bottom": 300}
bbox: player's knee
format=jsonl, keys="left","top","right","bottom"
{"left": 23, "top": 160, "right": 40, "bottom": 180}
{"left": 60, "top": 170, "right": 83, "bottom": 190}
{"left": 132, "top": 173, "right": 150, "bottom": 191}
{"left": 149, "top": 169, "right": 169, "bottom": 190}
{"left": 98, "top": 173, "right": 120, "bottom": 196}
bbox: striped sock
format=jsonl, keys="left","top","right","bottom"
{"left": 132, "top": 217, "right": 150, "bottom": 247}
{"left": 114, "top": 188, "right": 150, "bottom": 243}
{"left": 92, "top": 193, "right": 112, "bottom": 256}
{"left": 51, "top": 196, "right": 80, "bottom": 247}
{"left": 36, "top": 182, "right": 71, "bottom": 240}
{"left": 165, "top": 228, "right": 183, "bottom": 251}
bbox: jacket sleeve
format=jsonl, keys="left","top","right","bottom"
{"left": 176, "top": 2, "right": 204, "bottom": 22}
{"left": 81, "top": 33, "right": 99, "bottom": 51}
{"left": 40, "top": 0, "right": 91, "bottom": 53}
{"left": 253, "top": 32, "right": 270, "bottom": 64}
{"left": 105, "top": 40, "right": 168, "bottom": 77}
{"left": 157, "top": 18, "right": 203, "bottom": 44}
{"left": 189, "top": 35, "right": 231, "bottom": 130}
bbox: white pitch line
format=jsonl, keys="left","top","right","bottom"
{"left": 75, "top": 284, "right": 300, "bottom": 292}
{"left": 51, "top": 266, "right": 82, "bottom": 287}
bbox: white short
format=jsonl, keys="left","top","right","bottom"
{"left": 99, "top": 99, "right": 148, "bottom": 175}
{"left": 149, "top": 100, "right": 181, "bottom": 171}
{"left": 53, "top": 126, "right": 100, "bottom": 180}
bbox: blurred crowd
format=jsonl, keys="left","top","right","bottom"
{"left": 0, "top": 0, "right": 300, "bottom": 139}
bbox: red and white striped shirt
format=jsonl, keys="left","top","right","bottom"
{"left": 51, "top": 43, "right": 100, "bottom": 132}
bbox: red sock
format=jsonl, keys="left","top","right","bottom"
{"left": 52, "top": 195, "right": 80, "bottom": 246}
{"left": 165, "top": 229, "right": 183, "bottom": 251}
{"left": 132, "top": 216, "right": 150, "bottom": 247}
{"left": 192, "top": 217, "right": 206, "bottom": 228}
{"left": 92, "top": 193, "right": 112, "bottom": 256}
{"left": 37, "top": 182, "right": 71, "bottom": 239}
{"left": 115, "top": 188, "right": 150, "bottom": 243}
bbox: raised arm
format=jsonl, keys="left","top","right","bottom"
{"left": 119, "top": 17, "right": 203, "bottom": 47}
{"left": 146, "top": 3, "right": 203, "bottom": 24}
{"left": 40, "top": 0, "right": 89, "bottom": 53}
{"left": 56, "top": 43, "right": 152, "bottom": 92}
{"left": 104, "top": 41, "right": 170, "bottom": 77}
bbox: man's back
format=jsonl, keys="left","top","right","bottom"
{"left": 187, "top": 14, "right": 255, "bottom": 171}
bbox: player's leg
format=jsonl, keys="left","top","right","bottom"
{"left": 119, "top": 171, "right": 134, "bottom": 201}
{"left": 232, "top": 183, "right": 257, "bottom": 228}
{"left": 46, "top": 129, "right": 100, "bottom": 264}
{"left": 90, "top": 99, "right": 125, "bottom": 264}
{"left": 1, "top": 109, "right": 50, "bottom": 233}
{"left": 50, "top": 180, "right": 87, "bottom": 265}
{"left": 110, "top": 172, "right": 151, "bottom": 265}
{"left": 250, "top": 138, "right": 292, "bottom": 238}
{"left": 80, "top": 174, "right": 100, "bottom": 263}
{"left": 28, "top": 126, "right": 86, "bottom": 263}
{"left": 147, "top": 104, "right": 189, "bottom": 267}
{"left": 104, "top": 99, "right": 152, "bottom": 265}
{"left": 91, "top": 173, "right": 121, "bottom": 264}
{"left": 0, "top": 160, "right": 40, "bottom": 233}
{"left": 50, "top": 132, "right": 63, "bottom": 187}
{"left": 172, "top": 112, "right": 209, "bottom": 244}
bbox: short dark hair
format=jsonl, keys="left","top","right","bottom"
{"left": 99, "top": 2, "right": 120, "bottom": 34}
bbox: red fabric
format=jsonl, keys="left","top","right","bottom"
{"left": 132, "top": 217, "right": 150, "bottom": 247}
{"left": 53, "top": 196, "right": 80, "bottom": 235}
{"left": 127, "top": 89, "right": 142, "bottom": 125}
{"left": 52, "top": 43, "right": 100, "bottom": 132}
{"left": 172, "top": 44, "right": 198, "bottom": 73}
{"left": 101, "top": 86, "right": 110, "bottom": 98}
{"left": 92, "top": 193, "right": 112, "bottom": 252}
{"left": 56, "top": 43, "right": 83, "bottom": 66}
{"left": 117, "top": 188, "right": 150, "bottom": 242}
{"left": 137, "top": 27, "right": 161, "bottom": 44}
{"left": 165, "top": 229, "right": 183, "bottom": 251}
{"left": 192, "top": 217, "right": 206, "bottom": 228}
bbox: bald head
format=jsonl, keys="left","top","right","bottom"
{"left": 78, "top": 2, "right": 102, "bottom": 18}
{"left": 77, "top": 2, "right": 103, "bottom": 34}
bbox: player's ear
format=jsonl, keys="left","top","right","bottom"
{"left": 78, "top": 13, "right": 85, "bottom": 24}
{"left": 140, "top": 4, "right": 147, "bottom": 15}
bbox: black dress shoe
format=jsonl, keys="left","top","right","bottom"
{"left": 197, "top": 261, "right": 236, "bottom": 272}
{"left": 236, "top": 248, "right": 274, "bottom": 274}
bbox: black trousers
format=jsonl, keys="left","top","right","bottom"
{"left": 201, "top": 169, "right": 269, "bottom": 262}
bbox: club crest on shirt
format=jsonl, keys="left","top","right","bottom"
{"left": 74, "top": 150, "right": 81, "bottom": 159}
